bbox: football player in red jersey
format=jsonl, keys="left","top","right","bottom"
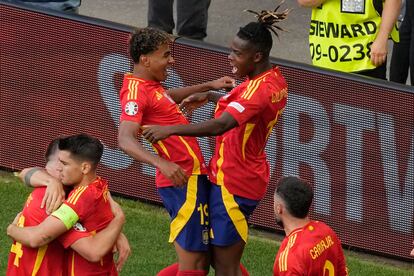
{"left": 7, "top": 134, "right": 128, "bottom": 276}
{"left": 273, "top": 176, "right": 348, "bottom": 276}
{"left": 118, "top": 28, "right": 234, "bottom": 275}
{"left": 142, "top": 5, "right": 290, "bottom": 276}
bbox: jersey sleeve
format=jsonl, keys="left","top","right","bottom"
{"left": 51, "top": 186, "right": 96, "bottom": 230}
{"left": 58, "top": 222, "right": 91, "bottom": 248}
{"left": 119, "top": 81, "right": 148, "bottom": 124}
{"left": 224, "top": 84, "right": 269, "bottom": 126}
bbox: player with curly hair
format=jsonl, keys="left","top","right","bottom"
{"left": 118, "top": 27, "right": 234, "bottom": 275}
{"left": 142, "top": 3, "right": 290, "bottom": 275}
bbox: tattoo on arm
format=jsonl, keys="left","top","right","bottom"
{"left": 24, "top": 167, "right": 41, "bottom": 187}
{"left": 42, "top": 235, "right": 54, "bottom": 244}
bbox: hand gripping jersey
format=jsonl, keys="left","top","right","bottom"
{"left": 119, "top": 74, "right": 208, "bottom": 187}
{"left": 209, "top": 67, "right": 287, "bottom": 200}
{"left": 274, "top": 221, "right": 348, "bottom": 276}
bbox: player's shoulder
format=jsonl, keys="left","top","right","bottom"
{"left": 65, "top": 184, "right": 100, "bottom": 206}
{"left": 121, "top": 74, "right": 160, "bottom": 99}
{"left": 310, "top": 220, "right": 335, "bottom": 232}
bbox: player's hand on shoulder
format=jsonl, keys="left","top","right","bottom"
{"left": 42, "top": 179, "right": 65, "bottom": 215}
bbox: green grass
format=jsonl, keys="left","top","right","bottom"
{"left": 0, "top": 172, "right": 412, "bottom": 275}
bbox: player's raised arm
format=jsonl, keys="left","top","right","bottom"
{"left": 167, "top": 76, "right": 235, "bottom": 104}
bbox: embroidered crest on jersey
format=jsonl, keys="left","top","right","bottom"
{"left": 341, "top": 0, "right": 365, "bottom": 14}
{"left": 125, "top": 101, "right": 139, "bottom": 116}
{"left": 73, "top": 222, "right": 87, "bottom": 232}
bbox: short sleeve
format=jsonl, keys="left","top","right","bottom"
{"left": 57, "top": 186, "right": 97, "bottom": 226}
{"left": 120, "top": 81, "right": 148, "bottom": 124}
{"left": 224, "top": 86, "right": 268, "bottom": 125}
{"left": 58, "top": 222, "right": 91, "bottom": 248}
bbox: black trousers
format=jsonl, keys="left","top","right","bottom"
{"left": 148, "top": 0, "right": 211, "bottom": 40}
{"left": 356, "top": 62, "right": 387, "bottom": 80}
{"left": 390, "top": 1, "right": 414, "bottom": 85}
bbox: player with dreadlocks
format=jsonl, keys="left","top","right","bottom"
{"left": 143, "top": 2, "right": 290, "bottom": 275}
{"left": 118, "top": 27, "right": 234, "bottom": 276}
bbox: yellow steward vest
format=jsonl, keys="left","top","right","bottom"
{"left": 309, "top": 0, "right": 399, "bottom": 72}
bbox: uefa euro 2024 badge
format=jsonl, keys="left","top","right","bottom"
{"left": 125, "top": 101, "right": 139, "bottom": 116}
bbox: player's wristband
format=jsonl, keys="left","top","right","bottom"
{"left": 52, "top": 204, "right": 79, "bottom": 230}
{"left": 24, "top": 167, "right": 41, "bottom": 187}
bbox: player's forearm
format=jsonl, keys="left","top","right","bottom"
{"left": 169, "top": 113, "right": 237, "bottom": 137}
{"left": 297, "top": 0, "right": 326, "bottom": 8}
{"left": 19, "top": 167, "right": 47, "bottom": 187}
{"left": 207, "top": 91, "right": 225, "bottom": 103}
{"left": 72, "top": 216, "right": 125, "bottom": 262}
{"left": 7, "top": 224, "right": 51, "bottom": 248}
{"left": 376, "top": 0, "right": 401, "bottom": 42}
{"left": 118, "top": 122, "right": 162, "bottom": 168}
{"left": 168, "top": 81, "right": 216, "bottom": 103}
{"left": 118, "top": 133, "right": 163, "bottom": 167}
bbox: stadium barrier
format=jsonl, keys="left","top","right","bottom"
{"left": 1, "top": 1, "right": 413, "bottom": 261}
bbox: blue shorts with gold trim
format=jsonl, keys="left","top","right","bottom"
{"left": 209, "top": 183, "right": 259, "bottom": 246}
{"left": 158, "top": 175, "right": 210, "bottom": 251}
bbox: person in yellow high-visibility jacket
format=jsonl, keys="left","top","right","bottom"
{"left": 298, "top": 0, "right": 401, "bottom": 79}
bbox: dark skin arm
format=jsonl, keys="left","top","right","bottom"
{"left": 179, "top": 91, "right": 225, "bottom": 116}
{"left": 118, "top": 120, "right": 188, "bottom": 186}
{"left": 142, "top": 112, "right": 238, "bottom": 143}
{"left": 167, "top": 76, "right": 235, "bottom": 104}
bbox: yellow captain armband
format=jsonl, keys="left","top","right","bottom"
{"left": 51, "top": 204, "right": 79, "bottom": 230}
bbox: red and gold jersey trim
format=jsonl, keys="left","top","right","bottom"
{"left": 67, "top": 186, "right": 87, "bottom": 205}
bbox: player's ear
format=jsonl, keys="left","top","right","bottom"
{"left": 81, "top": 162, "right": 92, "bottom": 175}
{"left": 253, "top": 51, "right": 263, "bottom": 63}
{"left": 276, "top": 203, "right": 282, "bottom": 215}
{"left": 140, "top": 55, "right": 150, "bottom": 67}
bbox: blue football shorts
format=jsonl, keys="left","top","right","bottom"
{"left": 209, "top": 183, "right": 259, "bottom": 246}
{"left": 158, "top": 174, "right": 211, "bottom": 251}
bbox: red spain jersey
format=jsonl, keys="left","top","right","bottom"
{"left": 57, "top": 177, "right": 117, "bottom": 276}
{"left": 7, "top": 187, "right": 64, "bottom": 276}
{"left": 209, "top": 67, "right": 287, "bottom": 200}
{"left": 274, "top": 221, "right": 348, "bottom": 276}
{"left": 119, "top": 74, "right": 207, "bottom": 187}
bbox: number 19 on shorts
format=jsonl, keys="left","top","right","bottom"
{"left": 197, "top": 203, "right": 209, "bottom": 226}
